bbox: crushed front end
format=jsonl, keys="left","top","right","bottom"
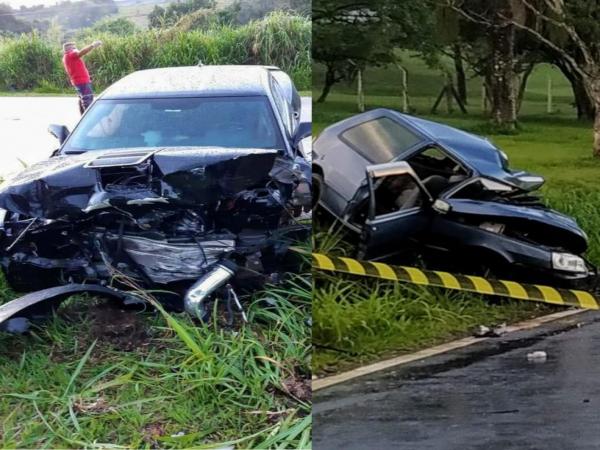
{"left": 435, "top": 177, "right": 597, "bottom": 290}
{"left": 0, "top": 147, "right": 311, "bottom": 327}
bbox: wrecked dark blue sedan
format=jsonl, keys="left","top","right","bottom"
{"left": 313, "top": 108, "right": 595, "bottom": 289}
{"left": 0, "top": 65, "right": 311, "bottom": 331}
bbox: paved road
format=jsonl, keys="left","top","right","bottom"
{"left": 314, "top": 312, "right": 600, "bottom": 450}
{"left": 0, "top": 96, "right": 80, "bottom": 175}
{"left": 0, "top": 96, "right": 312, "bottom": 176}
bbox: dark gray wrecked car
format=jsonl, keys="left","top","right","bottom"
{"left": 0, "top": 66, "right": 312, "bottom": 331}
{"left": 313, "top": 108, "right": 596, "bottom": 289}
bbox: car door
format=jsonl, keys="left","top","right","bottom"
{"left": 358, "top": 161, "right": 433, "bottom": 260}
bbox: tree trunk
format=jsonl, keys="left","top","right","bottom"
{"left": 516, "top": 63, "right": 534, "bottom": 114}
{"left": 574, "top": 78, "right": 596, "bottom": 121}
{"left": 585, "top": 77, "right": 600, "bottom": 157}
{"left": 453, "top": 43, "right": 468, "bottom": 104}
{"left": 593, "top": 105, "right": 600, "bottom": 157}
{"left": 445, "top": 72, "right": 454, "bottom": 114}
{"left": 317, "top": 64, "right": 336, "bottom": 103}
{"left": 488, "top": 7, "right": 517, "bottom": 131}
{"left": 551, "top": 57, "right": 595, "bottom": 120}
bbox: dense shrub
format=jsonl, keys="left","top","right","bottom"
{"left": 0, "top": 34, "right": 65, "bottom": 90}
{"left": 0, "top": 12, "right": 310, "bottom": 91}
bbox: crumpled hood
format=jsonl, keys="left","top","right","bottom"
{"left": 447, "top": 198, "right": 588, "bottom": 249}
{"left": 0, "top": 147, "right": 279, "bottom": 220}
{"left": 403, "top": 114, "right": 545, "bottom": 191}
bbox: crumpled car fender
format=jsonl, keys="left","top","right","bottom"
{"left": 0, "top": 284, "right": 131, "bottom": 333}
{"left": 431, "top": 218, "right": 553, "bottom": 268}
{"left": 445, "top": 198, "right": 588, "bottom": 252}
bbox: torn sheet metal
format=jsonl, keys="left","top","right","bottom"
{"left": 0, "top": 284, "right": 130, "bottom": 332}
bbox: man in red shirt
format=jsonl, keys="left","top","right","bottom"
{"left": 62, "top": 41, "right": 102, "bottom": 114}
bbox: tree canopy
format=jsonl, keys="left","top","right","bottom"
{"left": 313, "top": 0, "right": 437, "bottom": 102}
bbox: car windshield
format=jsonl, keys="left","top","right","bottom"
{"left": 62, "top": 96, "right": 285, "bottom": 153}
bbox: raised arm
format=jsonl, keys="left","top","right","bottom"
{"left": 78, "top": 40, "right": 102, "bottom": 57}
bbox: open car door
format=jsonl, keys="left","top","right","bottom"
{"left": 358, "top": 161, "right": 433, "bottom": 260}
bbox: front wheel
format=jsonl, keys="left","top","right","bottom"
{"left": 312, "top": 172, "right": 323, "bottom": 210}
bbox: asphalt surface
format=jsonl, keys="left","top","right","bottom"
{"left": 0, "top": 96, "right": 80, "bottom": 175}
{"left": 314, "top": 311, "right": 600, "bottom": 450}
{"left": 0, "top": 95, "right": 312, "bottom": 176}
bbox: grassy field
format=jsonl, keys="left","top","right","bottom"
{"left": 312, "top": 57, "right": 600, "bottom": 374}
{"left": 114, "top": 3, "right": 160, "bottom": 29}
{"left": 0, "top": 260, "right": 311, "bottom": 446}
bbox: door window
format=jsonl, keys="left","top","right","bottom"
{"left": 372, "top": 173, "right": 425, "bottom": 217}
{"left": 406, "top": 146, "right": 468, "bottom": 192}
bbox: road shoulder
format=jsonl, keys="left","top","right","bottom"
{"left": 314, "top": 308, "right": 595, "bottom": 392}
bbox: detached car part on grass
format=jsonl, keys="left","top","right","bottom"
{"left": 0, "top": 65, "right": 312, "bottom": 332}
{"left": 313, "top": 108, "right": 596, "bottom": 289}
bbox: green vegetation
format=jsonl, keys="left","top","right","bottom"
{"left": 313, "top": 58, "right": 600, "bottom": 374}
{"left": 0, "top": 34, "right": 64, "bottom": 90}
{"left": 0, "top": 271, "right": 311, "bottom": 447}
{"left": 84, "top": 17, "right": 139, "bottom": 37}
{"left": 149, "top": 0, "right": 215, "bottom": 29}
{"left": 0, "top": 12, "right": 311, "bottom": 92}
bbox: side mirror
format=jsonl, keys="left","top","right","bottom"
{"left": 48, "top": 124, "right": 70, "bottom": 145}
{"left": 293, "top": 121, "right": 311, "bottom": 148}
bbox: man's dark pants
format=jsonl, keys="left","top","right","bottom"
{"left": 75, "top": 82, "right": 94, "bottom": 114}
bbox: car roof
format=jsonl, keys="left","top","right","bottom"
{"left": 100, "top": 65, "right": 273, "bottom": 99}
{"left": 398, "top": 112, "right": 500, "bottom": 159}
{"left": 318, "top": 108, "right": 503, "bottom": 172}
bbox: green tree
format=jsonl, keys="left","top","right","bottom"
{"left": 0, "top": 3, "right": 32, "bottom": 35}
{"left": 452, "top": 0, "right": 600, "bottom": 153}
{"left": 90, "top": 17, "right": 137, "bottom": 36}
{"left": 313, "top": 0, "right": 436, "bottom": 103}
{"left": 149, "top": 0, "right": 215, "bottom": 29}
{"left": 446, "top": 0, "right": 533, "bottom": 131}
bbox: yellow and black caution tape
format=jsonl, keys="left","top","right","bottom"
{"left": 313, "top": 253, "right": 600, "bottom": 310}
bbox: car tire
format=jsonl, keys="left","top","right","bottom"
{"left": 313, "top": 172, "right": 323, "bottom": 210}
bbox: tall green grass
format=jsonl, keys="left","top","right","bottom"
{"left": 0, "top": 34, "right": 64, "bottom": 90}
{"left": 0, "top": 273, "right": 312, "bottom": 448}
{"left": 0, "top": 12, "right": 311, "bottom": 92}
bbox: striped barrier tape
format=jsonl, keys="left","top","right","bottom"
{"left": 312, "top": 252, "right": 600, "bottom": 310}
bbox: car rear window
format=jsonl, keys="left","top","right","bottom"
{"left": 340, "top": 117, "right": 423, "bottom": 163}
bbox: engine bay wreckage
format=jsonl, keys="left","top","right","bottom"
{"left": 313, "top": 108, "right": 597, "bottom": 290}
{"left": 0, "top": 147, "right": 311, "bottom": 332}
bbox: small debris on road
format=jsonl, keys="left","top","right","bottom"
{"left": 474, "top": 325, "right": 491, "bottom": 337}
{"left": 493, "top": 323, "right": 508, "bottom": 336}
{"left": 474, "top": 323, "right": 508, "bottom": 337}
{"left": 527, "top": 351, "right": 548, "bottom": 362}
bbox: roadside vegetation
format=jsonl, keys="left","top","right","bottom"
{"left": 0, "top": 268, "right": 311, "bottom": 447}
{"left": 0, "top": 12, "right": 311, "bottom": 93}
{"left": 312, "top": 58, "right": 600, "bottom": 374}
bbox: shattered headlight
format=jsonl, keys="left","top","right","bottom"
{"left": 552, "top": 252, "right": 587, "bottom": 273}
